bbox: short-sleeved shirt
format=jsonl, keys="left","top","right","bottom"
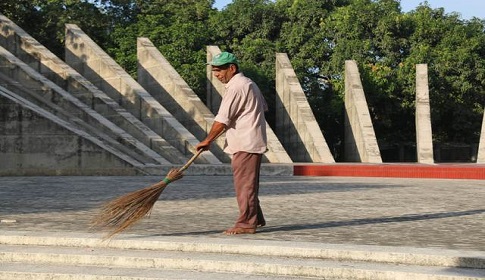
{"left": 214, "top": 73, "right": 268, "bottom": 154}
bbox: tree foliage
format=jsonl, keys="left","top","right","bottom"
{"left": 0, "top": 0, "right": 111, "bottom": 56}
{"left": 2, "top": 0, "right": 485, "bottom": 161}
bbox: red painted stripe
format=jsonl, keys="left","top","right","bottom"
{"left": 293, "top": 164, "right": 485, "bottom": 180}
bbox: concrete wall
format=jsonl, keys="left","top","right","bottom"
{"left": 415, "top": 64, "right": 434, "bottom": 164}
{"left": 65, "top": 24, "right": 220, "bottom": 165}
{"left": 206, "top": 46, "right": 292, "bottom": 163}
{"left": 0, "top": 46, "right": 170, "bottom": 166}
{"left": 0, "top": 14, "right": 184, "bottom": 165}
{"left": 0, "top": 86, "right": 142, "bottom": 176}
{"left": 275, "top": 53, "right": 334, "bottom": 163}
{"left": 137, "top": 38, "right": 230, "bottom": 163}
{"left": 344, "top": 60, "right": 382, "bottom": 163}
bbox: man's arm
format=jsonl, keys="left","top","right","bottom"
{"left": 195, "top": 121, "right": 226, "bottom": 151}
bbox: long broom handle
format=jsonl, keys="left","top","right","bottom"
{"left": 179, "top": 129, "right": 226, "bottom": 172}
{"left": 179, "top": 149, "right": 203, "bottom": 172}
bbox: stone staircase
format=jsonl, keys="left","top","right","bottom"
{"left": 0, "top": 232, "right": 483, "bottom": 279}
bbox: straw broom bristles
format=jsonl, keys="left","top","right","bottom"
{"left": 91, "top": 150, "right": 202, "bottom": 239}
{"left": 90, "top": 181, "right": 166, "bottom": 238}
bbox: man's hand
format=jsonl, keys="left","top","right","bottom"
{"left": 165, "top": 168, "right": 184, "bottom": 182}
{"left": 195, "top": 140, "right": 211, "bottom": 151}
{"left": 196, "top": 121, "right": 226, "bottom": 152}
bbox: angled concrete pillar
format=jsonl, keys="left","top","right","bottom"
{"left": 415, "top": 64, "right": 434, "bottom": 164}
{"left": 477, "top": 112, "right": 485, "bottom": 163}
{"left": 344, "top": 60, "right": 382, "bottom": 163}
{"left": 275, "top": 53, "right": 334, "bottom": 163}
{"left": 206, "top": 46, "right": 225, "bottom": 116}
{"left": 206, "top": 46, "right": 292, "bottom": 163}
{"left": 137, "top": 38, "right": 230, "bottom": 163}
{"left": 65, "top": 24, "right": 220, "bottom": 164}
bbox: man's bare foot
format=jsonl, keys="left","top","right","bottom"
{"left": 223, "top": 227, "right": 256, "bottom": 235}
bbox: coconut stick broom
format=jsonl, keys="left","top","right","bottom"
{"left": 91, "top": 149, "right": 203, "bottom": 239}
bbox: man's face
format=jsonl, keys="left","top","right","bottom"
{"left": 211, "top": 64, "right": 237, "bottom": 84}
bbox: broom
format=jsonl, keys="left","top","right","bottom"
{"left": 91, "top": 149, "right": 204, "bottom": 239}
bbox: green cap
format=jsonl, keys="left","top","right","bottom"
{"left": 208, "top": 52, "right": 239, "bottom": 66}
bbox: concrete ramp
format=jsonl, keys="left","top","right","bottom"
{"left": 0, "top": 14, "right": 186, "bottom": 164}
{"left": 137, "top": 38, "right": 230, "bottom": 163}
{"left": 275, "top": 53, "right": 335, "bottom": 163}
{"left": 0, "top": 85, "right": 144, "bottom": 176}
{"left": 344, "top": 60, "right": 382, "bottom": 163}
{"left": 65, "top": 24, "right": 221, "bottom": 165}
{"left": 206, "top": 46, "right": 292, "bottom": 163}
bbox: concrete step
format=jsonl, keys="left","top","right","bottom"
{"left": 0, "top": 262, "right": 305, "bottom": 280}
{"left": 1, "top": 244, "right": 484, "bottom": 280}
{"left": 0, "top": 232, "right": 483, "bottom": 279}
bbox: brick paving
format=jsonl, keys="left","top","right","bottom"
{"left": 0, "top": 175, "right": 484, "bottom": 251}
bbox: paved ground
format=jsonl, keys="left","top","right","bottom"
{"left": 0, "top": 175, "right": 484, "bottom": 251}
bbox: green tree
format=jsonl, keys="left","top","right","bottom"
{"left": 313, "top": 0, "right": 485, "bottom": 161}
{"left": 209, "top": 0, "right": 286, "bottom": 125}
{"left": 326, "top": 0, "right": 417, "bottom": 148}
{"left": 1, "top": 0, "right": 111, "bottom": 58}
{"left": 106, "top": 0, "right": 215, "bottom": 98}
{"left": 405, "top": 5, "right": 485, "bottom": 144}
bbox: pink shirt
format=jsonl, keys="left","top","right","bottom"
{"left": 214, "top": 73, "right": 268, "bottom": 154}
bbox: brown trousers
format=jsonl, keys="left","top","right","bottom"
{"left": 231, "top": 152, "right": 265, "bottom": 229}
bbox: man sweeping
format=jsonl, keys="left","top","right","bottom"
{"left": 196, "top": 52, "right": 268, "bottom": 235}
